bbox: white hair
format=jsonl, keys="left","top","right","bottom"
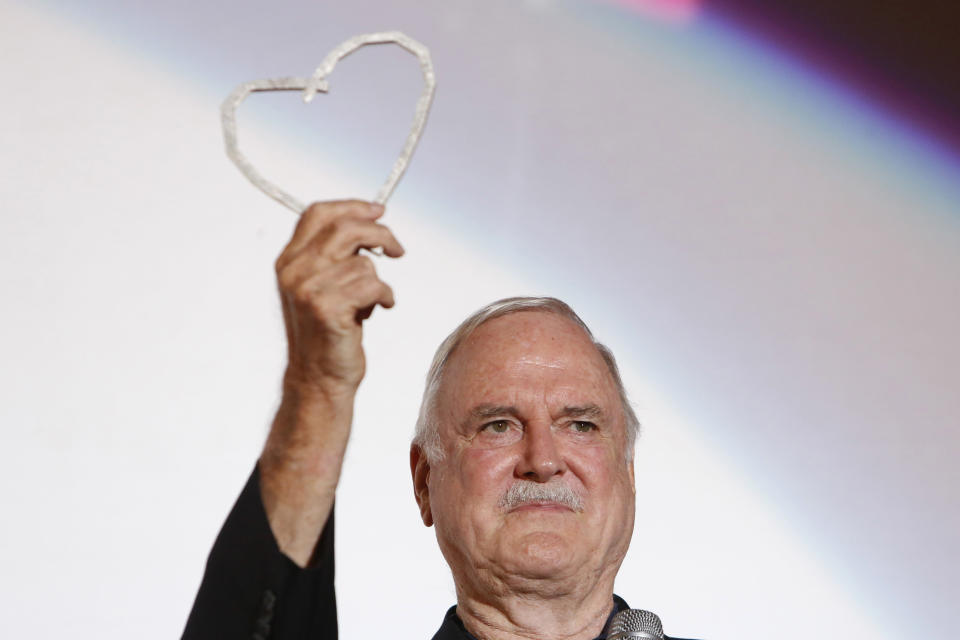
{"left": 412, "top": 296, "right": 640, "bottom": 464}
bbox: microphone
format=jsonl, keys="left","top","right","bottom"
{"left": 605, "top": 609, "right": 665, "bottom": 640}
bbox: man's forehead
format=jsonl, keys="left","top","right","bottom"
{"left": 439, "top": 312, "right": 620, "bottom": 407}
{"left": 456, "top": 310, "right": 599, "bottom": 358}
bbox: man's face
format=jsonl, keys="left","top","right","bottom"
{"left": 414, "top": 311, "right": 636, "bottom": 594}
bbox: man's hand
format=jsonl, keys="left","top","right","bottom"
{"left": 276, "top": 200, "right": 403, "bottom": 393}
{"left": 259, "top": 200, "right": 404, "bottom": 567}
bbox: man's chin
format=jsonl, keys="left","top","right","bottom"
{"left": 496, "top": 530, "right": 580, "bottom": 580}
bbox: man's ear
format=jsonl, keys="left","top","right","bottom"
{"left": 410, "top": 444, "right": 434, "bottom": 527}
{"left": 628, "top": 458, "right": 636, "bottom": 495}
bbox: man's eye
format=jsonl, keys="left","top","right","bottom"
{"left": 572, "top": 421, "right": 596, "bottom": 433}
{"left": 483, "top": 420, "right": 511, "bottom": 434}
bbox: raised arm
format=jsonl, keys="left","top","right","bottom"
{"left": 182, "top": 200, "right": 403, "bottom": 639}
{"left": 261, "top": 199, "right": 404, "bottom": 566}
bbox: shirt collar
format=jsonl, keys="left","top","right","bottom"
{"left": 431, "top": 595, "right": 631, "bottom": 640}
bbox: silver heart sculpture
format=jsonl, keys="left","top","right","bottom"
{"left": 221, "top": 31, "right": 436, "bottom": 213}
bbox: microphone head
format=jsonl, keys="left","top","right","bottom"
{"left": 606, "top": 609, "right": 665, "bottom": 640}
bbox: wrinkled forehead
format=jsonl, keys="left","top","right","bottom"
{"left": 435, "top": 311, "right": 622, "bottom": 421}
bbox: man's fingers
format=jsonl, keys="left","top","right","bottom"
{"left": 352, "top": 274, "right": 396, "bottom": 310}
{"left": 293, "top": 256, "right": 395, "bottom": 318}
{"left": 331, "top": 256, "right": 396, "bottom": 310}
{"left": 280, "top": 200, "right": 384, "bottom": 267}
{"left": 354, "top": 281, "right": 394, "bottom": 322}
{"left": 277, "top": 219, "right": 399, "bottom": 291}
{"left": 325, "top": 220, "right": 405, "bottom": 260}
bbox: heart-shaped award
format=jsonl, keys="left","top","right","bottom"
{"left": 221, "top": 31, "right": 436, "bottom": 213}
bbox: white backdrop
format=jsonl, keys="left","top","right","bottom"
{"left": 2, "top": 0, "right": 959, "bottom": 638}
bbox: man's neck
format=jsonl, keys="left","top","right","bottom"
{"left": 455, "top": 586, "right": 617, "bottom": 640}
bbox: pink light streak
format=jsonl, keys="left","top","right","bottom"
{"left": 600, "top": 0, "right": 703, "bottom": 24}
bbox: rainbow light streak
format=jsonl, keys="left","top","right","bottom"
{"left": 699, "top": 11, "right": 960, "bottom": 206}
{"left": 713, "top": 3, "right": 960, "bottom": 156}
{"left": 582, "top": 0, "right": 960, "bottom": 208}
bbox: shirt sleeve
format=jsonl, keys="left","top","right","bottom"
{"left": 181, "top": 463, "right": 337, "bottom": 640}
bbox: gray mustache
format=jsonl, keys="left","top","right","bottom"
{"left": 498, "top": 480, "right": 584, "bottom": 513}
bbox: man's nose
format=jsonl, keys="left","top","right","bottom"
{"left": 516, "top": 421, "right": 566, "bottom": 481}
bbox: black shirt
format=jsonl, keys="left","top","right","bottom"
{"left": 183, "top": 465, "right": 698, "bottom": 640}
{"left": 432, "top": 595, "right": 631, "bottom": 640}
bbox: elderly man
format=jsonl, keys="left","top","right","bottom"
{"left": 183, "top": 201, "right": 692, "bottom": 639}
